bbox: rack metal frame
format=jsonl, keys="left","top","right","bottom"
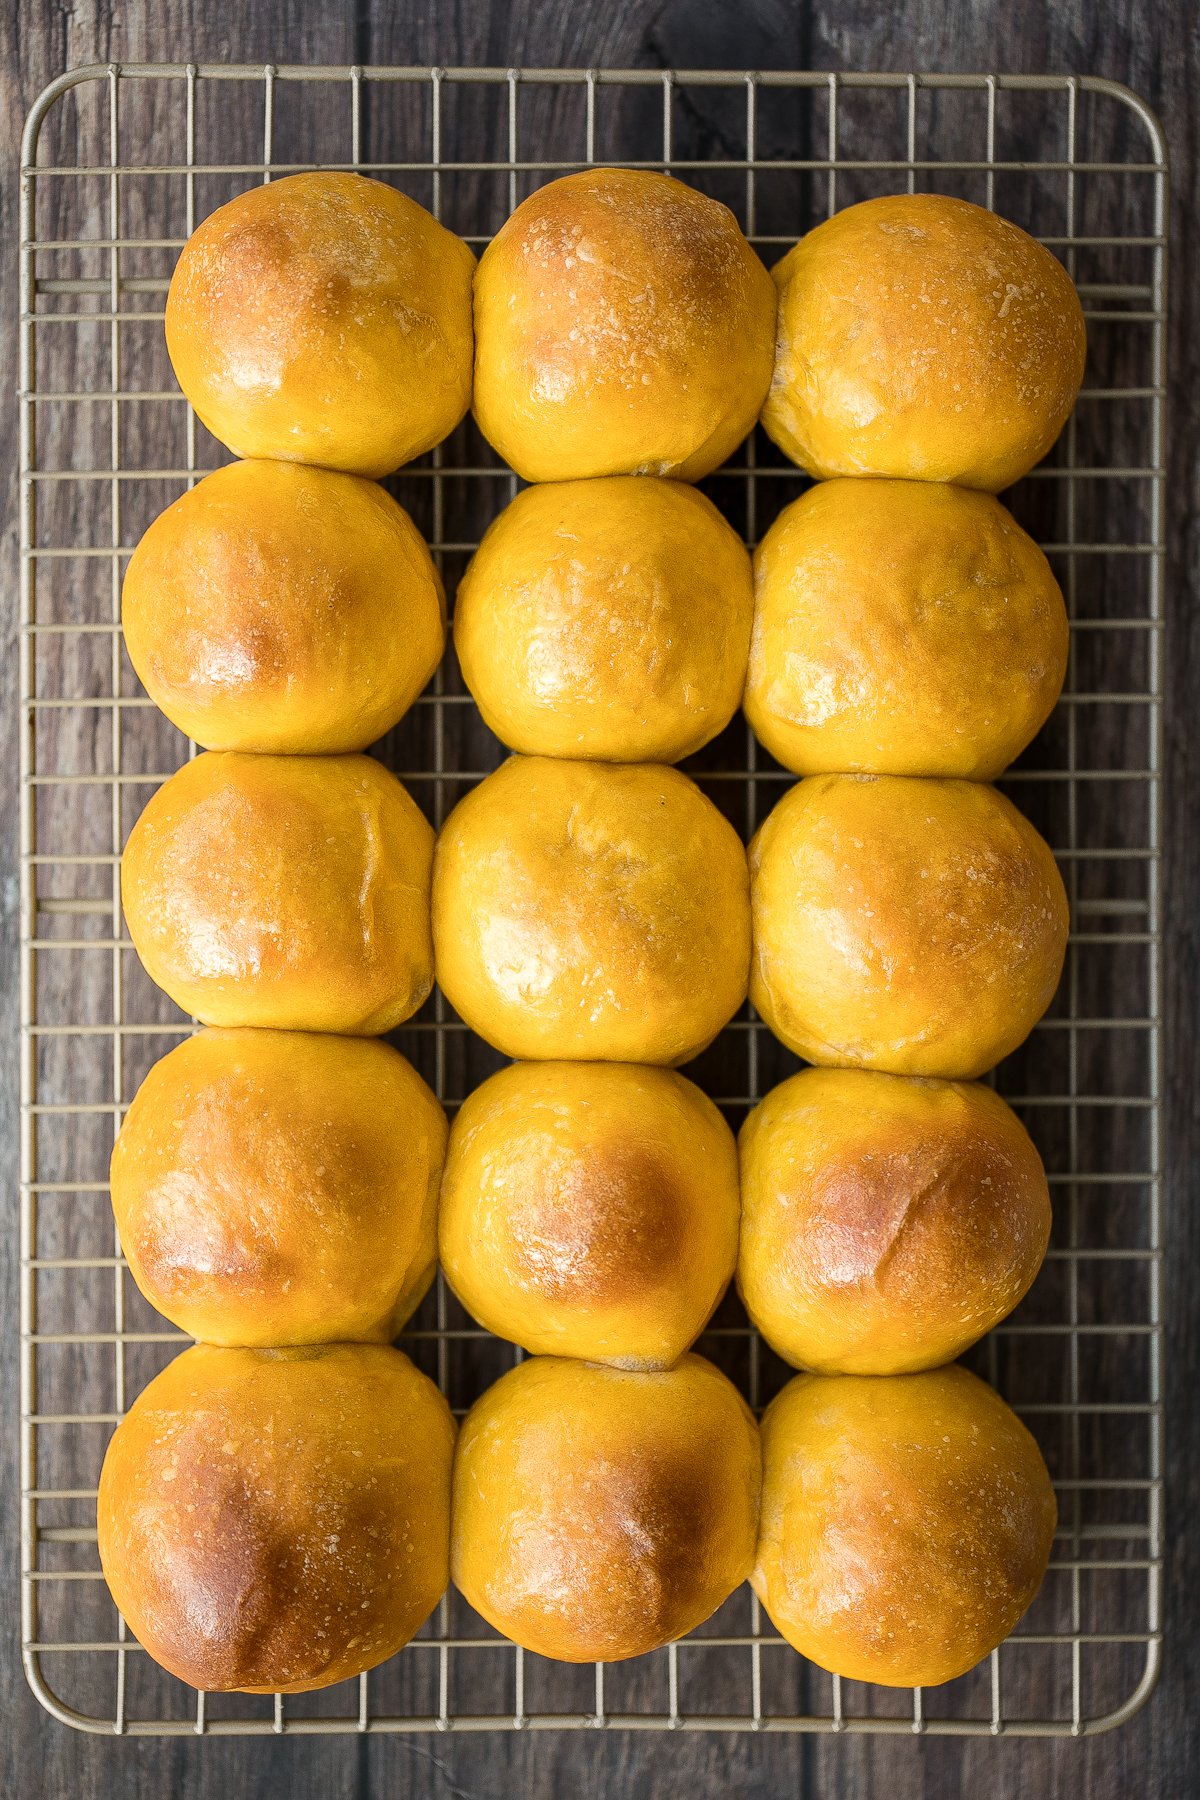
{"left": 18, "top": 63, "right": 1167, "bottom": 1738}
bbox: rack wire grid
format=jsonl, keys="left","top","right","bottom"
{"left": 17, "top": 62, "right": 1166, "bottom": 1741}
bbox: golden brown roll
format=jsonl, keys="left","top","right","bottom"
{"left": 122, "top": 752, "right": 434, "bottom": 1033}
{"left": 745, "top": 479, "right": 1068, "bottom": 778}
{"left": 749, "top": 774, "right": 1068, "bottom": 1078}
{"left": 166, "top": 172, "right": 475, "bottom": 476}
{"left": 473, "top": 168, "right": 777, "bottom": 482}
{"left": 432, "top": 755, "right": 750, "bottom": 1063}
{"left": 452, "top": 1354, "right": 760, "bottom": 1661}
{"left": 738, "top": 1068, "right": 1051, "bottom": 1374}
{"left": 122, "top": 460, "right": 445, "bottom": 753}
{"left": 97, "top": 1343, "right": 455, "bottom": 1693}
{"left": 762, "top": 193, "right": 1086, "bottom": 490}
{"left": 752, "top": 1365, "right": 1058, "bottom": 1686}
{"left": 110, "top": 1029, "right": 446, "bottom": 1346}
{"left": 439, "top": 1060, "right": 738, "bottom": 1368}
{"left": 454, "top": 478, "right": 753, "bottom": 763}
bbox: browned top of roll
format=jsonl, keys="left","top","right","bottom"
{"left": 738, "top": 1067, "right": 1051, "bottom": 1373}
{"left": 451, "top": 1353, "right": 761, "bottom": 1662}
{"left": 473, "top": 167, "right": 777, "bottom": 482}
{"left": 97, "top": 1343, "right": 455, "bottom": 1693}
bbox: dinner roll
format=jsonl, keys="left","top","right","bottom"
{"left": 762, "top": 193, "right": 1086, "bottom": 489}
{"left": 111, "top": 1029, "right": 446, "bottom": 1345}
{"left": 97, "top": 1343, "right": 454, "bottom": 1693}
{"left": 749, "top": 774, "right": 1068, "bottom": 1078}
{"left": 745, "top": 479, "right": 1068, "bottom": 778}
{"left": 166, "top": 171, "right": 475, "bottom": 476}
{"left": 432, "top": 756, "right": 750, "bottom": 1063}
{"left": 473, "top": 168, "right": 777, "bottom": 482}
{"left": 440, "top": 1061, "right": 738, "bottom": 1367}
{"left": 738, "top": 1068, "right": 1051, "bottom": 1374}
{"left": 752, "top": 1365, "right": 1057, "bottom": 1686}
{"left": 452, "top": 1354, "right": 760, "bottom": 1661}
{"left": 454, "top": 478, "right": 753, "bottom": 762}
{"left": 122, "top": 752, "right": 433, "bottom": 1033}
{"left": 123, "top": 460, "right": 445, "bottom": 753}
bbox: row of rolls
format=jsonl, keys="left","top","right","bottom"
{"left": 105, "top": 1041, "right": 1059, "bottom": 1691}
{"left": 100, "top": 162, "right": 1085, "bottom": 1698}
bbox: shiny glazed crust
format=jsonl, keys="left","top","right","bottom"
{"left": 122, "top": 460, "right": 446, "bottom": 753}
{"left": 439, "top": 1060, "right": 739, "bottom": 1366}
{"left": 761, "top": 192, "right": 1086, "bottom": 488}
{"left": 97, "top": 1344, "right": 456, "bottom": 1693}
{"left": 738, "top": 1067, "right": 1051, "bottom": 1373}
{"left": 745, "top": 478, "right": 1069, "bottom": 778}
{"left": 110, "top": 1029, "right": 447, "bottom": 1345}
{"left": 451, "top": 1354, "right": 761, "bottom": 1661}
{"left": 166, "top": 171, "right": 475, "bottom": 476}
{"left": 454, "top": 477, "right": 753, "bottom": 763}
{"left": 432, "top": 755, "right": 751, "bottom": 1063}
{"left": 121, "top": 752, "right": 435, "bottom": 1033}
{"left": 473, "top": 167, "right": 777, "bottom": 481}
{"left": 749, "top": 773, "right": 1069, "bottom": 1077}
{"left": 752, "top": 1365, "right": 1058, "bottom": 1686}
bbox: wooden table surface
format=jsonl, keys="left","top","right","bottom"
{"left": 3, "top": 1, "right": 1197, "bottom": 1795}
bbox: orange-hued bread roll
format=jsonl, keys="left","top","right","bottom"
{"left": 439, "top": 1061, "right": 739, "bottom": 1368}
{"left": 97, "top": 1343, "right": 455, "bottom": 1693}
{"left": 738, "top": 1068, "right": 1051, "bottom": 1374}
{"left": 110, "top": 1029, "right": 446, "bottom": 1345}
{"left": 122, "top": 752, "right": 434, "bottom": 1033}
{"left": 752, "top": 1365, "right": 1057, "bottom": 1686}
{"left": 745, "top": 480, "right": 1068, "bottom": 778}
{"left": 451, "top": 1354, "right": 760, "bottom": 1661}
{"left": 762, "top": 193, "right": 1086, "bottom": 489}
{"left": 122, "top": 461, "right": 445, "bottom": 753}
{"left": 432, "top": 756, "right": 750, "bottom": 1063}
{"left": 166, "top": 172, "right": 475, "bottom": 476}
{"left": 454, "top": 478, "right": 753, "bottom": 763}
{"left": 749, "top": 774, "right": 1068, "bottom": 1077}
{"left": 473, "top": 168, "right": 777, "bottom": 482}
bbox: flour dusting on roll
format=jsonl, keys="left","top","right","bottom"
{"left": 762, "top": 193, "right": 1086, "bottom": 489}
{"left": 473, "top": 167, "right": 777, "bottom": 482}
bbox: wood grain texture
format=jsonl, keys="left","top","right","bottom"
{"left": 2, "top": 1, "right": 1197, "bottom": 1796}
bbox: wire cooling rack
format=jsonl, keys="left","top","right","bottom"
{"left": 18, "top": 63, "right": 1166, "bottom": 1739}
